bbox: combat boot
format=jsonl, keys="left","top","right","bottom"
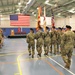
{"left": 39, "top": 54, "right": 41, "bottom": 57}
{"left": 29, "top": 53, "right": 31, "bottom": 56}
{"left": 65, "top": 65, "right": 70, "bottom": 69}
{"left": 32, "top": 55, "right": 34, "bottom": 58}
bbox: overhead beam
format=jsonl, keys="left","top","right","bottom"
{"left": 0, "top": 3, "right": 18, "bottom": 8}
{"left": 1, "top": 9, "right": 15, "bottom": 13}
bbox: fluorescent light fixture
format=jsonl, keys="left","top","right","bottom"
{"left": 34, "top": 14, "right": 36, "bottom": 16}
{"left": 57, "top": 13, "right": 61, "bottom": 16}
{"left": 37, "top": 7, "right": 39, "bottom": 10}
{"left": 45, "top": 0, "right": 53, "bottom": 6}
{"left": 45, "top": 0, "right": 49, "bottom": 4}
{"left": 18, "top": 2, "right": 21, "bottom": 5}
{"left": 68, "top": 8, "right": 75, "bottom": 13}
{"left": 16, "top": 9, "right": 20, "bottom": 11}
{"left": 27, "top": 0, "right": 31, "bottom": 4}
{"left": 32, "top": 12, "right": 34, "bottom": 14}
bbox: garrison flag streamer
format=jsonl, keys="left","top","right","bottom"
{"left": 51, "top": 9, "right": 55, "bottom": 27}
{"left": 36, "top": 7, "right": 42, "bottom": 30}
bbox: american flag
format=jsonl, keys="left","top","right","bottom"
{"left": 10, "top": 15, "right": 30, "bottom": 26}
{"left": 51, "top": 10, "right": 55, "bottom": 27}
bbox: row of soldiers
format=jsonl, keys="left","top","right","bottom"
{"left": 26, "top": 25, "right": 75, "bottom": 69}
{"left": 26, "top": 26, "right": 64, "bottom": 58}
{"left": 0, "top": 28, "right": 4, "bottom": 48}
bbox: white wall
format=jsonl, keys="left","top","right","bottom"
{"left": 1, "top": 14, "right": 75, "bottom": 30}
{"left": 0, "top": 15, "right": 36, "bottom": 28}
{"left": 55, "top": 15, "right": 75, "bottom": 30}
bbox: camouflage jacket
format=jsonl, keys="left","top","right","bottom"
{"left": 50, "top": 30, "right": 58, "bottom": 44}
{"left": 26, "top": 32, "right": 35, "bottom": 43}
{"left": 35, "top": 30, "right": 44, "bottom": 44}
{"left": 61, "top": 30, "right": 75, "bottom": 48}
{"left": 44, "top": 30, "right": 51, "bottom": 43}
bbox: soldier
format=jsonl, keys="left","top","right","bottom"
{"left": 50, "top": 26, "right": 58, "bottom": 55}
{"left": 35, "top": 27, "right": 44, "bottom": 57}
{"left": 44, "top": 27, "right": 51, "bottom": 55}
{"left": 57, "top": 27, "right": 63, "bottom": 53}
{"left": 61, "top": 25, "right": 75, "bottom": 69}
{"left": 0, "top": 29, "right": 2, "bottom": 48}
{"left": 26, "top": 28, "right": 35, "bottom": 58}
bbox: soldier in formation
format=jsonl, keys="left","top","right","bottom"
{"left": 44, "top": 27, "right": 51, "bottom": 56}
{"left": 0, "top": 28, "right": 4, "bottom": 48}
{"left": 50, "top": 26, "right": 58, "bottom": 55}
{"left": 26, "top": 25, "right": 74, "bottom": 69}
{"left": 26, "top": 28, "right": 35, "bottom": 58}
{"left": 35, "top": 27, "right": 44, "bottom": 57}
{"left": 61, "top": 25, "right": 75, "bottom": 69}
{"left": 57, "top": 27, "right": 63, "bottom": 53}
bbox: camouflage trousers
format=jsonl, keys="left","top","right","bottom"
{"left": 28, "top": 43, "right": 35, "bottom": 56}
{"left": 50, "top": 43, "right": 57, "bottom": 54}
{"left": 57, "top": 44, "right": 61, "bottom": 53}
{"left": 36, "top": 44, "right": 42, "bottom": 55}
{"left": 44, "top": 43, "right": 50, "bottom": 55}
{"left": 61, "top": 46, "right": 73, "bottom": 68}
{"left": 36, "top": 39, "right": 43, "bottom": 55}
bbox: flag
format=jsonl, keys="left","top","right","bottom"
{"left": 51, "top": 10, "right": 55, "bottom": 27}
{"left": 10, "top": 15, "right": 30, "bottom": 26}
{"left": 36, "top": 7, "right": 42, "bottom": 30}
{"left": 43, "top": 7, "right": 46, "bottom": 31}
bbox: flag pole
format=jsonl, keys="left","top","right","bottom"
{"left": 36, "top": 7, "right": 42, "bottom": 30}
{"left": 51, "top": 9, "right": 55, "bottom": 27}
{"left": 43, "top": 7, "right": 46, "bottom": 32}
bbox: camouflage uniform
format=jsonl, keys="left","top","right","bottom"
{"left": 0, "top": 31, "right": 2, "bottom": 48}
{"left": 26, "top": 30, "right": 35, "bottom": 58}
{"left": 57, "top": 29, "right": 63, "bottom": 53}
{"left": 61, "top": 30, "right": 75, "bottom": 69}
{"left": 50, "top": 29, "right": 58, "bottom": 54}
{"left": 35, "top": 29, "right": 44, "bottom": 57}
{"left": 44, "top": 30, "right": 51, "bottom": 55}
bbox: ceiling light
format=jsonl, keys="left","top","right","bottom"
{"left": 54, "top": 4, "right": 58, "bottom": 7}
{"left": 34, "top": 14, "right": 36, "bottom": 16}
{"left": 27, "top": 0, "right": 31, "bottom": 4}
{"left": 57, "top": 13, "right": 61, "bottom": 16}
{"left": 32, "top": 12, "right": 34, "bottom": 14}
{"left": 18, "top": 2, "right": 21, "bottom": 5}
{"left": 16, "top": 9, "right": 20, "bottom": 11}
{"left": 45, "top": 0, "right": 54, "bottom": 6}
{"left": 45, "top": 0, "right": 49, "bottom": 4}
{"left": 68, "top": 8, "right": 75, "bottom": 13}
{"left": 37, "top": 7, "right": 39, "bottom": 10}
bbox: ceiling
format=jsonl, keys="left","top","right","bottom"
{"left": 0, "top": 0, "right": 75, "bottom": 17}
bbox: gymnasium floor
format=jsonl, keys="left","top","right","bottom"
{"left": 0, "top": 38, "right": 75, "bottom": 75}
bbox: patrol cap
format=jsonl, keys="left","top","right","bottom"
{"left": 30, "top": 28, "right": 33, "bottom": 31}
{"left": 30, "top": 28, "right": 34, "bottom": 33}
{"left": 46, "top": 26, "right": 49, "bottom": 29}
{"left": 52, "top": 26, "right": 55, "bottom": 29}
{"left": 66, "top": 25, "right": 71, "bottom": 29}
{"left": 58, "top": 27, "right": 62, "bottom": 30}
{"left": 39, "top": 26, "right": 42, "bottom": 30}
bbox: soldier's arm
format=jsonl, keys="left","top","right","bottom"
{"left": 26, "top": 34, "right": 29, "bottom": 43}
{"left": 34, "top": 32, "right": 38, "bottom": 39}
{"left": 61, "top": 34, "right": 66, "bottom": 48}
